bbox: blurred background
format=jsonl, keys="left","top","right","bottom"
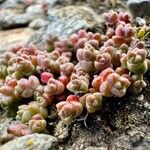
{"left": 0, "top": 0, "right": 128, "bottom": 52}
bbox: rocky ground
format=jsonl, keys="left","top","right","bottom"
{"left": 0, "top": 0, "right": 150, "bottom": 150}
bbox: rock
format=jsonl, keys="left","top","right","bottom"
{"left": 0, "top": 0, "right": 27, "bottom": 11}
{"left": 0, "top": 111, "right": 14, "bottom": 145}
{"left": 0, "top": 0, "right": 5, "bottom": 3}
{"left": 46, "top": 6, "right": 102, "bottom": 38}
{"left": 0, "top": 10, "right": 31, "bottom": 29}
{"left": 111, "top": 127, "right": 150, "bottom": 150}
{"left": 86, "top": 0, "right": 102, "bottom": 7}
{"left": 85, "top": 146, "right": 108, "bottom": 150}
{"left": 0, "top": 28, "right": 37, "bottom": 52}
{"left": 29, "top": 18, "right": 48, "bottom": 29}
{"left": 27, "top": 30, "right": 47, "bottom": 50}
{"left": 26, "top": 4, "right": 44, "bottom": 18}
{"left": 0, "top": 133, "right": 58, "bottom": 150}
{"left": 53, "top": 121, "right": 69, "bottom": 141}
{"left": 127, "top": 0, "right": 150, "bottom": 17}
{"left": 0, "top": 112, "right": 12, "bottom": 137}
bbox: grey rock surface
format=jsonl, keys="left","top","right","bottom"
{"left": 111, "top": 127, "right": 150, "bottom": 150}
{"left": 53, "top": 121, "right": 69, "bottom": 141}
{"left": 0, "top": 10, "right": 31, "bottom": 29}
{"left": 0, "top": 111, "right": 17, "bottom": 145}
{"left": 29, "top": 18, "right": 48, "bottom": 29}
{"left": 0, "top": 0, "right": 27, "bottom": 10}
{"left": 46, "top": 6, "right": 102, "bottom": 39}
{"left": 0, "top": 133, "right": 58, "bottom": 150}
{"left": 85, "top": 146, "right": 108, "bottom": 150}
{"left": 26, "top": 4, "right": 44, "bottom": 18}
{"left": 127, "top": 0, "right": 150, "bottom": 17}
{"left": 0, "top": 0, "right": 5, "bottom": 3}
{"left": 0, "top": 112, "right": 12, "bottom": 141}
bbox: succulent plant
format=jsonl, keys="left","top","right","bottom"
{"left": 121, "top": 48, "right": 148, "bottom": 74}
{"left": 67, "top": 74, "right": 89, "bottom": 93}
{"left": 56, "top": 95, "right": 83, "bottom": 124}
{"left": 69, "top": 29, "right": 101, "bottom": 52}
{"left": 29, "top": 114, "right": 47, "bottom": 133}
{"left": 77, "top": 44, "right": 96, "bottom": 62}
{"left": 103, "top": 10, "right": 132, "bottom": 26}
{"left": 0, "top": 79, "right": 18, "bottom": 109}
{"left": 8, "top": 56, "right": 36, "bottom": 78}
{"left": 44, "top": 78, "right": 65, "bottom": 96}
{"left": 92, "top": 68, "right": 130, "bottom": 97}
{"left": 131, "top": 74, "right": 147, "bottom": 93}
{"left": 60, "top": 63, "right": 75, "bottom": 77}
{"left": 34, "top": 88, "right": 53, "bottom": 107}
{"left": 94, "top": 52, "right": 112, "bottom": 72}
{"left": 80, "top": 92, "right": 103, "bottom": 113}
{"left": 14, "top": 76, "right": 40, "bottom": 98}
{"left": 103, "top": 10, "right": 118, "bottom": 26}
{"left": 16, "top": 101, "right": 48, "bottom": 123}
{"left": 40, "top": 72, "right": 54, "bottom": 84}
{"left": 75, "top": 61, "right": 94, "bottom": 77}
{"left": 135, "top": 25, "right": 150, "bottom": 40}
{"left": 0, "top": 10, "right": 148, "bottom": 134}
{"left": 115, "top": 24, "right": 134, "bottom": 39}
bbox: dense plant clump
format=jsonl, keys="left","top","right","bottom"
{"left": 0, "top": 10, "right": 150, "bottom": 136}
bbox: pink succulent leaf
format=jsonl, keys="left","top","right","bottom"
{"left": 121, "top": 48, "right": 148, "bottom": 74}
{"left": 80, "top": 92, "right": 103, "bottom": 113}
{"left": 103, "top": 10, "right": 118, "bottom": 25}
{"left": 56, "top": 97, "right": 83, "bottom": 124}
{"left": 67, "top": 74, "right": 89, "bottom": 93}
{"left": 44, "top": 78, "right": 65, "bottom": 96}
{"left": 41, "top": 72, "right": 54, "bottom": 84}
{"left": 29, "top": 114, "right": 47, "bottom": 133}
{"left": 94, "top": 53, "right": 112, "bottom": 72}
{"left": 77, "top": 44, "right": 96, "bottom": 61}
{"left": 60, "top": 63, "right": 74, "bottom": 77}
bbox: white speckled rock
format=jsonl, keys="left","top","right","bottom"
{"left": 47, "top": 6, "right": 103, "bottom": 38}
{"left": 127, "top": 0, "right": 150, "bottom": 17}
{"left": 0, "top": 134, "right": 58, "bottom": 150}
{"left": 0, "top": 10, "right": 31, "bottom": 30}
{"left": 53, "top": 121, "right": 69, "bottom": 141}
{"left": 85, "top": 146, "right": 108, "bottom": 150}
{"left": 29, "top": 18, "right": 48, "bottom": 29}
{"left": 26, "top": 4, "right": 44, "bottom": 18}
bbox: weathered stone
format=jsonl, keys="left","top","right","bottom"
{"left": 127, "top": 0, "right": 150, "bottom": 17}
{"left": 0, "top": 0, "right": 27, "bottom": 11}
{"left": 0, "top": 112, "right": 13, "bottom": 144}
{"left": 0, "top": 0, "right": 5, "bottom": 3}
{"left": 86, "top": 0, "right": 102, "bottom": 7}
{"left": 27, "top": 30, "right": 47, "bottom": 50}
{"left": 46, "top": 6, "right": 102, "bottom": 38}
{"left": 85, "top": 146, "right": 108, "bottom": 150}
{"left": 0, "top": 10, "right": 31, "bottom": 29}
{"left": 0, "top": 111, "right": 14, "bottom": 145}
{"left": 0, "top": 28, "right": 37, "bottom": 52}
{"left": 111, "top": 127, "right": 150, "bottom": 150}
{"left": 29, "top": 18, "right": 48, "bottom": 29}
{"left": 53, "top": 121, "right": 69, "bottom": 141}
{"left": 0, "top": 133, "right": 58, "bottom": 150}
{"left": 26, "top": 4, "right": 44, "bottom": 18}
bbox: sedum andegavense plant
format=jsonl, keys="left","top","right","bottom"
{"left": 0, "top": 10, "right": 149, "bottom": 136}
